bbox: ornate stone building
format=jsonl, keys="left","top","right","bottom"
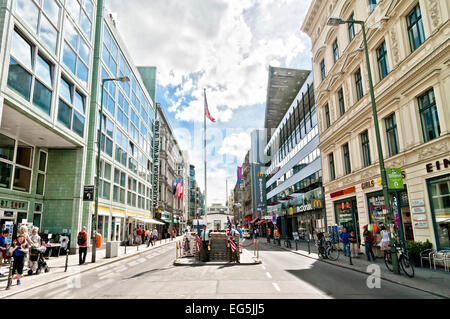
{"left": 302, "top": 0, "right": 449, "bottom": 250}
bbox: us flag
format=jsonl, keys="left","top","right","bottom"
{"left": 204, "top": 89, "right": 216, "bottom": 123}
{"left": 227, "top": 216, "right": 237, "bottom": 252}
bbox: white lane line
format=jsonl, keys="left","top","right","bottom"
{"left": 44, "top": 286, "right": 69, "bottom": 298}
{"left": 261, "top": 265, "right": 266, "bottom": 270}
{"left": 266, "top": 272, "right": 272, "bottom": 279}
{"left": 272, "top": 283, "right": 280, "bottom": 292}
{"left": 128, "top": 261, "right": 139, "bottom": 267}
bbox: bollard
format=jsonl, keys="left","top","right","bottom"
{"left": 295, "top": 240, "right": 298, "bottom": 251}
{"left": 349, "top": 252, "right": 353, "bottom": 265}
{"left": 5, "top": 254, "right": 14, "bottom": 290}
{"left": 308, "top": 239, "right": 311, "bottom": 255}
{"left": 124, "top": 243, "right": 127, "bottom": 255}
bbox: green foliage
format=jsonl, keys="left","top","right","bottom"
{"left": 406, "top": 239, "right": 433, "bottom": 264}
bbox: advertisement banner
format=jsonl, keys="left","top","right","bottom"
{"left": 251, "top": 163, "right": 267, "bottom": 219}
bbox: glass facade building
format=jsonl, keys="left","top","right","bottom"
{"left": 0, "top": 1, "right": 157, "bottom": 250}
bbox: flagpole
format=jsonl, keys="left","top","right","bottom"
{"left": 204, "top": 88, "right": 208, "bottom": 229}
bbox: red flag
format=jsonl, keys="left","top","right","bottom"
{"left": 204, "top": 89, "right": 216, "bottom": 123}
{"left": 178, "top": 179, "right": 184, "bottom": 200}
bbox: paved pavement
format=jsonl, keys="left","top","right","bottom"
{"left": 2, "top": 237, "right": 443, "bottom": 299}
{"left": 264, "top": 238, "right": 450, "bottom": 298}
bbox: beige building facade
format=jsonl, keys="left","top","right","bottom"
{"left": 302, "top": 0, "right": 449, "bottom": 250}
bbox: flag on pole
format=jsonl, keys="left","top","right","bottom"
{"left": 178, "top": 179, "right": 184, "bottom": 200}
{"left": 204, "top": 89, "right": 216, "bottom": 123}
{"left": 237, "top": 166, "right": 243, "bottom": 184}
{"left": 227, "top": 216, "right": 237, "bottom": 252}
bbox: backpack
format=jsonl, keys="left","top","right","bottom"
{"left": 77, "top": 232, "right": 86, "bottom": 246}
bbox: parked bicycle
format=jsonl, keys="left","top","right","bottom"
{"left": 384, "top": 243, "right": 414, "bottom": 277}
{"left": 317, "top": 235, "right": 340, "bottom": 261}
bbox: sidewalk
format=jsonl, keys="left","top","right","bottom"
{"left": 0, "top": 236, "right": 183, "bottom": 298}
{"left": 263, "top": 238, "right": 450, "bottom": 298}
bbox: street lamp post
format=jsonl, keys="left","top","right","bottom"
{"left": 327, "top": 17, "right": 400, "bottom": 274}
{"left": 92, "top": 76, "right": 130, "bottom": 263}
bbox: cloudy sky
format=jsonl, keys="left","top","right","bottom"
{"left": 107, "top": 0, "right": 313, "bottom": 206}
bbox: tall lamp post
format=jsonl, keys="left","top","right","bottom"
{"left": 326, "top": 17, "right": 400, "bottom": 274}
{"left": 92, "top": 76, "right": 130, "bottom": 263}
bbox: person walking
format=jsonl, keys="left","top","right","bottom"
{"left": 146, "top": 228, "right": 153, "bottom": 247}
{"left": 363, "top": 225, "right": 376, "bottom": 262}
{"left": 339, "top": 227, "right": 350, "bottom": 257}
{"left": 77, "top": 226, "right": 88, "bottom": 265}
{"left": 348, "top": 230, "right": 359, "bottom": 258}
{"left": 9, "top": 234, "right": 28, "bottom": 286}
{"left": 152, "top": 228, "right": 158, "bottom": 245}
{"left": 230, "top": 226, "right": 240, "bottom": 263}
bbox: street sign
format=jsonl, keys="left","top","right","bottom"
{"left": 83, "top": 185, "right": 95, "bottom": 201}
{"left": 387, "top": 168, "right": 404, "bottom": 189}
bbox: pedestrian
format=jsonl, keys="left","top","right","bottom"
{"left": 9, "top": 234, "right": 29, "bottom": 286}
{"left": 229, "top": 226, "right": 240, "bottom": 263}
{"left": 200, "top": 225, "right": 210, "bottom": 262}
{"left": 77, "top": 226, "right": 88, "bottom": 265}
{"left": 238, "top": 226, "right": 242, "bottom": 239}
{"left": 141, "top": 228, "right": 145, "bottom": 244}
{"left": 0, "top": 230, "right": 8, "bottom": 277}
{"left": 153, "top": 228, "right": 158, "bottom": 244}
{"left": 339, "top": 227, "right": 350, "bottom": 257}
{"left": 363, "top": 225, "right": 376, "bottom": 261}
{"left": 267, "top": 227, "right": 271, "bottom": 238}
{"left": 255, "top": 228, "right": 259, "bottom": 238}
{"left": 29, "top": 227, "right": 41, "bottom": 247}
{"left": 136, "top": 227, "right": 142, "bottom": 245}
{"left": 348, "top": 230, "right": 359, "bottom": 258}
{"left": 380, "top": 226, "right": 390, "bottom": 258}
{"left": 146, "top": 228, "right": 153, "bottom": 247}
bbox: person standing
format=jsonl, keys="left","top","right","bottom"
{"left": 9, "top": 235, "right": 28, "bottom": 286}
{"left": 363, "top": 225, "right": 376, "bottom": 261}
{"left": 77, "top": 226, "right": 88, "bottom": 265}
{"left": 348, "top": 230, "right": 359, "bottom": 258}
{"left": 238, "top": 226, "right": 243, "bottom": 239}
{"left": 200, "top": 225, "right": 210, "bottom": 262}
{"left": 152, "top": 228, "right": 158, "bottom": 245}
{"left": 380, "top": 226, "right": 390, "bottom": 259}
{"left": 339, "top": 227, "right": 350, "bottom": 257}
{"left": 0, "top": 230, "right": 8, "bottom": 276}
{"left": 146, "top": 228, "right": 152, "bottom": 247}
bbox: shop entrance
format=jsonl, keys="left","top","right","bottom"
{"left": 335, "top": 197, "right": 361, "bottom": 244}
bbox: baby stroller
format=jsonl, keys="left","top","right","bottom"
{"left": 28, "top": 246, "right": 49, "bottom": 275}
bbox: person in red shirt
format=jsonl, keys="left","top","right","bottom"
{"left": 77, "top": 226, "right": 88, "bottom": 265}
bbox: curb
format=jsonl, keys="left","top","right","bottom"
{"left": 1, "top": 239, "right": 181, "bottom": 299}
{"left": 265, "top": 242, "right": 449, "bottom": 299}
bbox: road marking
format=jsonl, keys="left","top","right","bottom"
{"left": 261, "top": 265, "right": 266, "bottom": 270}
{"left": 272, "top": 283, "right": 280, "bottom": 292}
{"left": 128, "top": 261, "right": 139, "bottom": 267}
{"left": 266, "top": 272, "right": 272, "bottom": 279}
{"left": 44, "top": 286, "right": 69, "bottom": 298}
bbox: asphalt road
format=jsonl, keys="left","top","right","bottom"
{"left": 7, "top": 240, "right": 441, "bottom": 299}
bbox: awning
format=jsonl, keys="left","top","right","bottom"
{"left": 256, "top": 219, "right": 269, "bottom": 226}
{"left": 250, "top": 218, "right": 259, "bottom": 224}
{"left": 135, "top": 217, "right": 165, "bottom": 225}
{"left": 267, "top": 201, "right": 281, "bottom": 206}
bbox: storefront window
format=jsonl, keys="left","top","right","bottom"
{"left": 368, "top": 195, "right": 388, "bottom": 226}
{"left": 335, "top": 198, "right": 360, "bottom": 243}
{"left": 429, "top": 175, "right": 450, "bottom": 250}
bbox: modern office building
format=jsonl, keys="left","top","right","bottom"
{"left": 0, "top": 0, "right": 159, "bottom": 250}
{"left": 263, "top": 67, "right": 325, "bottom": 240}
{"left": 302, "top": 0, "right": 449, "bottom": 250}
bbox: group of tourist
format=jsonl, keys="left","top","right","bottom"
{"left": 0, "top": 226, "right": 41, "bottom": 286}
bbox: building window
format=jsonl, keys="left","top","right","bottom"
{"left": 98, "top": 160, "right": 111, "bottom": 200}
{"left": 325, "top": 104, "right": 330, "bottom": 128}
{"left": 407, "top": 4, "right": 425, "bottom": 52}
{"left": 66, "top": 0, "right": 94, "bottom": 40}
{"left": 113, "top": 168, "right": 126, "bottom": 204}
{"left": 385, "top": 113, "right": 399, "bottom": 157}
{"left": 127, "top": 177, "right": 137, "bottom": 207}
{"left": 320, "top": 59, "right": 326, "bottom": 81}
{"left": 360, "top": 131, "right": 371, "bottom": 168}
{"left": 348, "top": 13, "right": 356, "bottom": 42}
{"left": 428, "top": 175, "right": 450, "bottom": 250}
{"left": 0, "top": 133, "right": 33, "bottom": 193}
{"left": 376, "top": 41, "right": 389, "bottom": 80}
{"left": 15, "top": 0, "right": 60, "bottom": 53}
{"left": 369, "top": 0, "right": 379, "bottom": 12}
{"left": 333, "top": 39, "right": 339, "bottom": 63}
{"left": 338, "top": 88, "right": 345, "bottom": 116}
{"left": 343, "top": 143, "right": 351, "bottom": 175}
{"left": 329, "top": 153, "right": 335, "bottom": 181}
{"left": 115, "top": 128, "right": 128, "bottom": 167}
{"left": 101, "top": 67, "right": 116, "bottom": 116}
{"left": 102, "top": 26, "right": 118, "bottom": 77}
{"left": 57, "top": 77, "right": 86, "bottom": 137}
{"left": 7, "top": 30, "right": 54, "bottom": 115}
{"left": 36, "top": 150, "right": 47, "bottom": 195}
{"left": 98, "top": 113, "right": 114, "bottom": 157}
{"left": 418, "top": 89, "right": 440, "bottom": 142}
{"left": 355, "top": 68, "right": 363, "bottom": 101}
{"left": 62, "top": 18, "right": 90, "bottom": 86}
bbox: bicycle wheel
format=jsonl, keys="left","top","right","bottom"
{"left": 384, "top": 252, "right": 393, "bottom": 272}
{"left": 326, "top": 245, "right": 340, "bottom": 261}
{"left": 400, "top": 255, "right": 415, "bottom": 278}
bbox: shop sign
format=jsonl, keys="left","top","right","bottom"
{"left": 387, "top": 168, "right": 404, "bottom": 189}
{"left": 330, "top": 187, "right": 355, "bottom": 199}
{"left": 414, "top": 222, "right": 428, "bottom": 229}
{"left": 361, "top": 180, "right": 375, "bottom": 189}
{"left": 297, "top": 200, "right": 323, "bottom": 213}
{"left": 0, "top": 199, "right": 28, "bottom": 211}
{"left": 413, "top": 214, "right": 427, "bottom": 221}
{"left": 411, "top": 199, "right": 425, "bottom": 207}
{"left": 83, "top": 186, "right": 95, "bottom": 201}
{"left": 153, "top": 120, "right": 161, "bottom": 208}
{"left": 425, "top": 157, "right": 450, "bottom": 173}
{"left": 411, "top": 206, "right": 426, "bottom": 214}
